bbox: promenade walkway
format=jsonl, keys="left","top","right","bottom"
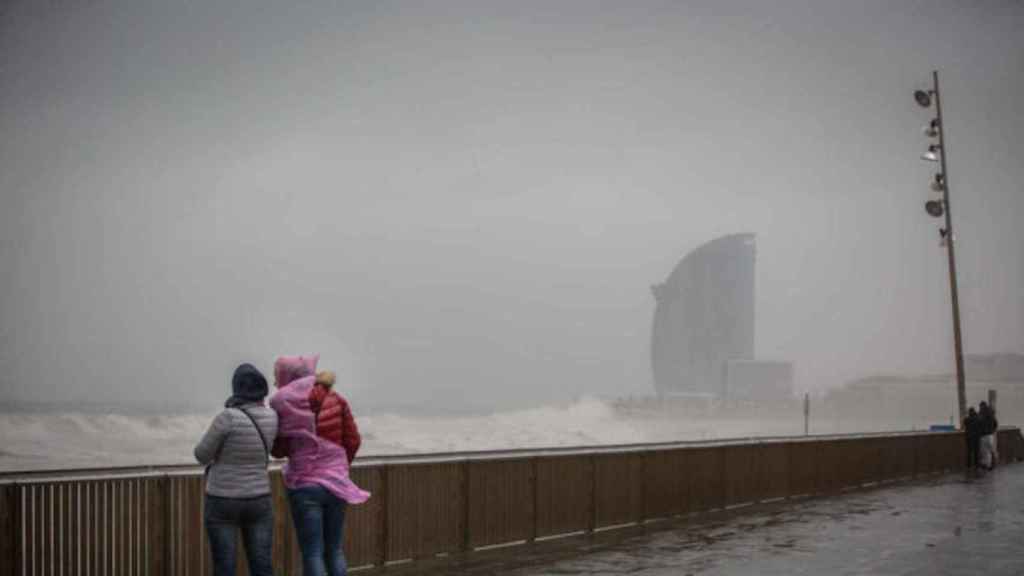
{"left": 378, "top": 464, "right": 1024, "bottom": 576}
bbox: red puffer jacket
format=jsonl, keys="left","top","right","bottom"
{"left": 308, "top": 371, "right": 361, "bottom": 464}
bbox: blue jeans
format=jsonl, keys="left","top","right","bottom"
{"left": 288, "top": 485, "right": 349, "bottom": 576}
{"left": 204, "top": 494, "right": 274, "bottom": 576}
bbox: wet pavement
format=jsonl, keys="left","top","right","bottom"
{"left": 374, "top": 464, "right": 1024, "bottom": 575}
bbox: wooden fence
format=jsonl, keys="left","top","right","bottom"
{"left": 2, "top": 428, "right": 1022, "bottom": 575}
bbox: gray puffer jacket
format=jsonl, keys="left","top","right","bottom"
{"left": 194, "top": 404, "right": 278, "bottom": 498}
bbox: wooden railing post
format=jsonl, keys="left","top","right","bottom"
{"left": 528, "top": 458, "right": 538, "bottom": 543}
{"left": 1, "top": 483, "right": 19, "bottom": 576}
{"left": 637, "top": 453, "right": 647, "bottom": 524}
{"left": 461, "top": 461, "right": 471, "bottom": 552}
{"left": 157, "top": 475, "right": 170, "bottom": 576}
{"left": 376, "top": 466, "right": 388, "bottom": 567}
{"left": 587, "top": 455, "right": 597, "bottom": 533}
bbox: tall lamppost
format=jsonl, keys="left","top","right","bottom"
{"left": 914, "top": 70, "right": 966, "bottom": 424}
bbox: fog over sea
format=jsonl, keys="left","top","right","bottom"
{"left": 3, "top": 2, "right": 1023, "bottom": 476}
{"left": 0, "top": 395, "right": 946, "bottom": 474}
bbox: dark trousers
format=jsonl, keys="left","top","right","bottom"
{"left": 204, "top": 494, "right": 274, "bottom": 576}
{"left": 966, "top": 437, "right": 980, "bottom": 470}
{"left": 288, "top": 484, "right": 349, "bottom": 576}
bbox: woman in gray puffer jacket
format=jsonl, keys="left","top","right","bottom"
{"left": 194, "top": 363, "right": 279, "bottom": 576}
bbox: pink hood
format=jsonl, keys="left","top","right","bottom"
{"left": 274, "top": 354, "right": 319, "bottom": 389}
{"left": 270, "top": 354, "right": 370, "bottom": 505}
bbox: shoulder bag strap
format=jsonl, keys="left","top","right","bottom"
{"left": 236, "top": 407, "right": 271, "bottom": 466}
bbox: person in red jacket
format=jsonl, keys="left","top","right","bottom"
{"left": 308, "top": 370, "right": 361, "bottom": 464}
{"left": 271, "top": 370, "right": 361, "bottom": 464}
{"left": 270, "top": 360, "right": 367, "bottom": 576}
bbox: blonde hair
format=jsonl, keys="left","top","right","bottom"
{"left": 315, "top": 370, "right": 336, "bottom": 388}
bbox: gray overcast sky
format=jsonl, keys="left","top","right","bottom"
{"left": 1, "top": 0, "right": 1022, "bottom": 411}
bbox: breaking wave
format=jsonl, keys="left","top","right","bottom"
{"left": 0, "top": 396, "right": 818, "bottom": 473}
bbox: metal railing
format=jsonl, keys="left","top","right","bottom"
{"left": 1, "top": 428, "right": 1020, "bottom": 575}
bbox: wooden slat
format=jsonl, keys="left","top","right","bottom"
{"left": 375, "top": 467, "right": 389, "bottom": 567}
{"left": 345, "top": 466, "right": 384, "bottom": 567}
{"left": 642, "top": 449, "right": 687, "bottom": 520}
{"left": 92, "top": 481, "right": 102, "bottom": 576}
{"left": 51, "top": 484, "right": 58, "bottom": 576}
{"left": 925, "top": 434, "right": 942, "bottom": 475}
{"left": 892, "top": 436, "right": 913, "bottom": 480}
{"left": 130, "top": 480, "right": 139, "bottom": 576}
{"left": 41, "top": 483, "right": 51, "bottom": 573}
{"left": 534, "top": 455, "right": 592, "bottom": 538}
{"left": 912, "top": 435, "right": 925, "bottom": 476}
{"left": 385, "top": 462, "right": 464, "bottom": 562}
{"left": 788, "top": 441, "right": 818, "bottom": 496}
{"left": 466, "top": 458, "right": 533, "bottom": 549}
{"left": 268, "top": 472, "right": 295, "bottom": 574}
{"left": 44, "top": 484, "right": 53, "bottom": 576}
{"left": 594, "top": 453, "right": 644, "bottom": 527}
{"left": 193, "top": 477, "right": 206, "bottom": 576}
{"left": 145, "top": 478, "right": 161, "bottom": 576}
{"left": 50, "top": 484, "right": 59, "bottom": 576}
{"left": 183, "top": 478, "right": 193, "bottom": 576}
{"left": 179, "top": 477, "right": 188, "bottom": 576}
{"left": 168, "top": 479, "right": 179, "bottom": 576}
{"left": 900, "top": 435, "right": 917, "bottom": 479}
{"left": 816, "top": 440, "right": 843, "bottom": 493}
{"left": 105, "top": 482, "right": 115, "bottom": 576}
{"left": 81, "top": 484, "right": 90, "bottom": 576}
{"left": 945, "top": 434, "right": 961, "bottom": 471}
{"left": 31, "top": 484, "right": 42, "bottom": 576}
{"left": 119, "top": 480, "right": 129, "bottom": 576}
{"left": 877, "top": 437, "right": 899, "bottom": 481}
{"left": 66, "top": 483, "right": 75, "bottom": 576}
{"left": 109, "top": 482, "right": 118, "bottom": 576}
{"left": 60, "top": 483, "right": 72, "bottom": 576}
{"left": 95, "top": 482, "right": 103, "bottom": 576}
{"left": 761, "top": 442, "right": 789, "bottom": 501}
{"left": 685, "top": 447, "right": 723, "bottom": 513}
{"left": 723, "top": 444, "right": 760, "bottom": 506}
{"left": 867, "top": 438, "right": 885, "bottom": 483}
{"left": 173, "top": 479, "right": 181, "bottom": 576}
{"left": 86, "top": 483, "right": 97, "bottom": 576}
{"left": 841, "top": 439, "right": 865, "bottom": 488}
{"left": 0, "top": 484, "right": 14, "bottom": 576}
{"left": 134, "top": 480, "right": 143, "bottom": 576}
{"left": 183, "top": 477, "right": 194, "bottom": 576}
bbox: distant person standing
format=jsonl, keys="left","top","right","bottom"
{"left": 963, "top": 407, "right": 981, "bottom": 472}
{"left": 271, "top": 355, "right": 369, "bottom": 576}
{"left": 194, "top": 364, "right": 278, "bottom": 576}
{"left": 979, "top": 401, "right": 999, "bottom": 470}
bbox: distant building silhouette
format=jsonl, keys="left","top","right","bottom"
{"left": 651, "top": 233, "right": 793, "bottom": 401}
{"left": 650, "top": 234, "right": 756, "bottom": 397}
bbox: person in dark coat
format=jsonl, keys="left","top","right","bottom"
{"left": 963, "top": 407, "right": 981, "bottom": 471}
{"left": 194, "top": 363, "right": 278, "bottom": 576}
{"left": 979, "top": 402, "right": 998, "bottom": 470}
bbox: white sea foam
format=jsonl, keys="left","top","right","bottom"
{"left": 0, "top": 396, "right": 922, "bottom": 473}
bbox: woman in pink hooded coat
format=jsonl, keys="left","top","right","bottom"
{"left": 270, "top": 354, "right": 370, "bottom": 576}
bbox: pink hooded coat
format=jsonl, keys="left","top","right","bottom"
{"left": 270, "top": 354, "right": 370, "bottom": 504}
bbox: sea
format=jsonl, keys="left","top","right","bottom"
{"left": 0, "top": 396, "right": 916, "bottom": 473}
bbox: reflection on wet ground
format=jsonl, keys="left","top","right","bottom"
{"left": 374, "top": 464, "right": 1024, "bottom": 576}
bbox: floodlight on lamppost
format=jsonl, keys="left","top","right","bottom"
{"left": 914, "top": 70, "right": 967, "bottom": 424}
{"left": 925, "top": 200, "right": 945, "bottom": 218}
{"left": 921, "top": 145, "right": 941, "bottom": 162}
